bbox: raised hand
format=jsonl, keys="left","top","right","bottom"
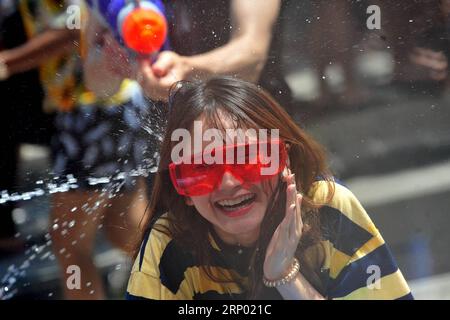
{"left": 263, "top": 169, "right": 303, "bottom": 281}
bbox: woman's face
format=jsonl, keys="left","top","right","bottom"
{"left": 182, "top": 113, "right": 281, "bottom": 243}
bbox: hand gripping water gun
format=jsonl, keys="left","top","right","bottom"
{"left": 86, "top": 0, "right": 168, "bottom": 55}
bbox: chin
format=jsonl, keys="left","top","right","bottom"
{"left": 214, "top": 204, "right": 265, "bottom": 236}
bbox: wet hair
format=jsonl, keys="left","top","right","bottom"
{"left": 135, "top": 76, "right": 334, "bottom": 298}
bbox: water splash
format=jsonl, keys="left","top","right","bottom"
{"left": 0, "top": 86, "right": 167, "bottom": 300}
{"left": 0, "top": 166, "right": 157, "bottom": 206}
{"left": 0, "top": 163, "right": 158, "bottom": 300}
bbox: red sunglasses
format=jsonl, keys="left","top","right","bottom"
{"left": 168, "top": 140, "right": 287, "bottom": 196}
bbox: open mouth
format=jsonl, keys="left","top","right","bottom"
{"left": 214, "top": 193, "right": 257, "bottom": 213}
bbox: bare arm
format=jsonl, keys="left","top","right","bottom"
{"left": 186, "top": 0, "right": 280, "bottom": 82}
{"left": 140, "top": 0, "right": 281, "bottom": 101}
{"left": 263, "top": 171, "right": 325, "bottom": 300}
{"left": 0, "top": 28, "right": 78, "bottom": 77}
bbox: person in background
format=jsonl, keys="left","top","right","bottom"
{"left": 408, "top": 0, "right": 449, "bottom": 84}
{"left": 307, "top": 0, "right": 368, "bottom": 110}
{"left": 0, "top": 1, "right": 48, "bottom": 257}
{"left": 85, "top": 0, "right": 292, "bottom": 114}
{"left": 375, "top": 0, "right": 446, "bottom": 84}
{"left": 2, "top": 0, "right": 156, "bottom": 299}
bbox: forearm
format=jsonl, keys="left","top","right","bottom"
{"left": 185, "top": 33, "right": 270, "bottom": 83}
{"left": 0, "top": 29, "right": 78, "bottom": 76}
{"left": 276, "top": 272, "right": 325, "bottom": 300}
{"left": 184, "top": 0, "right": 279, "bottom": 83}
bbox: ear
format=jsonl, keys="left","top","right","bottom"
{"left": 184, "top": 196, "right": 194, "bottom": 206}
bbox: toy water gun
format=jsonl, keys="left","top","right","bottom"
{"left": 86, "top": 0, "right": 168, "bottom": 55}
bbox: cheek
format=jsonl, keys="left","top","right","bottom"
{"left": 259, "top": 176, "right": 280, "bottom": 198}
{"left": 189, "top": 196, "right": 215, "bottom": 217}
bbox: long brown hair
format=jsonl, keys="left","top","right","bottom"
{"left": 136, "top": 76, "right": 334, "bottom": 298}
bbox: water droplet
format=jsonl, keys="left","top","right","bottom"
{"left": 71, "top": 207, "right": 78, "bottom": 212}
{"left": 52, "top": 223, "right": 59, "bottom": 231}
{"left": 68, "top": 220, "right": 76, "bottom": 228}
{"left": 86, "top": 282, "right": 92, "bottom": 287}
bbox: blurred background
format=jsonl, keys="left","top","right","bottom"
{"left": 1, "top": 0, "right": 449, "bottom": 299}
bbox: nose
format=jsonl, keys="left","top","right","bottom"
{"left": 218, "top": 170, "right": 242, "bottom": 191}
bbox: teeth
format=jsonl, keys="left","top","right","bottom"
{"left": 217, "top": 194, "right": 254, "bottom": 207}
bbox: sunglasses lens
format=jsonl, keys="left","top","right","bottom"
{"left": 169, "top": 140, "right": 286, "bottom": 196}
{"left": 171, "top": 163, "right": 219, "bottom": 196}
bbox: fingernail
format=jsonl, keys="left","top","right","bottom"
{"left": 282, "top": 167, "right": 289, "bottom": 178}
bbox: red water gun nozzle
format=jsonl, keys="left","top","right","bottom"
{"left": 122, "top": 7, "right": 167, "bottom": 55}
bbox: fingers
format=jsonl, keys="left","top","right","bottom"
{"left": 152, "top": 51, "right": 176, "bottom": 77}
{"left": 410, "top": 47, "right": 448, "bottom": 79}
{"left": 284, "top": 171, "right": 296, "bottom": 216}
{"left": 136, "top": 59, "right": 158, "bottom": 90}
{"left": 288, "top": 193, "right": 303, "bottom": 243}
{"left": 272, "top": 170, "right": 304, "bottom": 254}
{"left": 288, "top": 202, "right": 298, "bottom": 242}
{"left": 296, "top": 193, "right": 303, "bottom": 236}
{"left": 281, "top": 171, "right": 298, "bottom": 242}
{"left": 282, "top": 168, "right": 304, "bottom": 244}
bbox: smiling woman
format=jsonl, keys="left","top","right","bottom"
{"left": 126, "top": 76, "right": 413, "bottom": 300}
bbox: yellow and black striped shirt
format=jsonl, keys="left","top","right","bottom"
{"left": 127, "top": 181, "right": 413, "bottom": 300}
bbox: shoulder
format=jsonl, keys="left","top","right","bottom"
{"left": 132, "top": 213, "right": 186, "bottom": 276}
{"left": 308, "top": 180, "right": 381, "bottom": 273}
{"left": 308, "top": 181, "right": 413, "bottom": 300}
{"left": 309, "top": 180, "right": 379, "bottom": 237}
{"left": 127, "top": 213, "right": 196, "bottom": 299}
{"left": 132, "top": 213, "right": 195, "bottom": 285}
